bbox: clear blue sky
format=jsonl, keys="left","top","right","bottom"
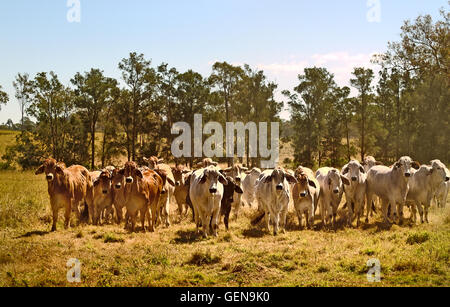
{"left": 0, "top": 0, "right": 447, "bottom": 122}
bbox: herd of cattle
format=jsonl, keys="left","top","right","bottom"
{"left": 34, "top": 156, "right": 449, "bottom": 236}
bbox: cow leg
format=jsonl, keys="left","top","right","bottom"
{"left": 51, "top": 204, "right": 59, "bottom": 232}
{"left": 280, "top": 208, "right": 288, "bottom": 234}
{"left": 64, "top": 199, "right": 72, "bottom": 230}
{"left": 140, "top": 208, "right": 147, "bottom": 233}
{"left": 211, "top": 207, "right": 220, "bottom": 237}
{"left": 347, "top": 200, "right": 354, "bottom": 227}
{"left": 365, "top": 192, "right": 373, "bottom": 223}
{"left": 224, "top": 204, "right": 232, "bottom": 231}
{"left": 297, "top": 210, "right": 303, "bottom": 229}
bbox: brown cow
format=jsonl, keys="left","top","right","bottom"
{"left": 153, "top": 164, "right": 175, "bottom": 228}
{"left": 172, "top": 165, "right": 192, "bottom": 221}
{"left": 120, "top": 161, "right": 163, "bottom": 232}
{"left": 90, "top": 168, "right": 115, "bottom": 225}
{"left": 35, "top": 158, "right": 93, "bottom": 231}
{"left": 143, "top": 156, "right": 164, "bottom": 170}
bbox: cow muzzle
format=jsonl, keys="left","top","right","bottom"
{"left": 446, "top": 176, "right": 449, "bottom": 182}
{"left": 300, "top": 192, "right": 307, "bottom": 198}
{"left": 235, "top": 177, "right": 241, "bottom": 183}
{"left": 161, "top": 189, "right": 167, "bottom": 195}
{"left": 46, "top": 174, "right": 54, "bottom": 181}
{"left": 115, "top": 183, "right": 122, "bottom": 189}
{"left": 276, "top": 184, "right": 283, "bottom": 191}
{"left": 209, "top": 188, "right": 217, "bottom": 194}
{"left": 351, "top": 177, "right": 357, "bottom": 182}
{"left": 126, "top": 177, "right": 133, "bottom": 184}
{"left": 333, "top": 189, "right": 339, "bottom": 194}
{"left": 102, "top": 190, "right": 108, "bottom": 195}
{"left": 404, "top": 173, "right": 411, "bottom": 178}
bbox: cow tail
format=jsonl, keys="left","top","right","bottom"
{"left": 251, "top": 211, "right": 265, "bottom": 226}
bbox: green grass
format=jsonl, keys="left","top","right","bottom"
{"left": 0, "top": 130, "right": 19, "bottom": 162}
{"left": 0, "top": 170, "right": 449, "bottom": 287}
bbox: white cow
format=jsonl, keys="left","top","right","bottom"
{"left": 366, "top": 156, "right": 420, "bottom": 224}
{"left": 341, "top": 161, "right": 367, "bottom": 227}
{"left": 254, "top": 169, "right": 297, "bottom": 235}
{"left": 434, "top": 165, "right": 449, "bottom": 208}
{"left": 241, "top": 168, "right": 262, "bottom": 208}
{"left": 407, "top": 160, "right": 449, "bottom": 223}
{"left": 316, "top": 167, "right": 350, "bottom": 228}
{"left": 189, "top": 166, "right": 228, "bottom": 237}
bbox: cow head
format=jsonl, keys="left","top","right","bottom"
{"left": 112, "top": 168, "right": 126, "bottom": 190}
{"left": 35, "top": 158, "right": 66, "bottom": 182}
{"left": 171, "top": 165, "right": 191, "bottom": 186}
{"left": 430, "top": 160, "right": 450, "bottom": 182}
{"left": 342, "top": 160, "right": 365, "bottom": 183}
{"left": 394, "top": 156, "right": 420, "bottom": 178}
{"left": 264, "top": 168, "right": 297, "bottom": 192}
{"left": 94, "top": 169, "right": 113, "bottom": 195}
{"left": 294, "top": 172, "right": 316, "bottom": 198}
{"left": 153, "top": 167, "right": 175, "bottom": 195}
{"left": 143, "top": 156, "right": 164, "bottom": 170}
{"left": 327, "top": 169, "right": 350, "bottom": 194}
{"left": 199, "top": 166, "right": 228, "bottom": 195}
{"left": 223, "top": 164, "right": 248, "bottom": 183}
{"left": 121, "top": 161, "right": 143, "bottom": 185}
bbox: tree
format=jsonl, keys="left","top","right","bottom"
{"left": 71, "top": 69, "right": 118, "bottom": 169}
{"left": 13, "top": 73, "right": 33, "bottom": 130}
{"left": 350, "top": 67, "right": 375, "bottom": 161}
{"left": 118, "top": 52, "right": 154, "bottom": 161}
{"left": 284, "top": 67, "right": 336, "bottom": 167}
{"left": 0, "top": 85, "right": 8, "bottom": 110}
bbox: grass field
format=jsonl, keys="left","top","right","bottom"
{"left": 0, "top": 130, "right": 19, "bottom": 162}
{"left": 0, "top": 170, "right": 449, "bottom": 287}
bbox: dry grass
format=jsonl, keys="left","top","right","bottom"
{"left": 0, "top": 170, "right": 449, "bottom": 287}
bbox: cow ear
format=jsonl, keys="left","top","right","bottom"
{"left": 218, "top": 173, "right": 229, "bottom": 185}
{"left": 394, "top": 162, "right": 401, "bottom": 169}
{"left": 264, "top": 175, "right": 272, "bottom": 183}
{"left": 245, "top": 170, "right": 252, "bottom": 175}
{"left": 328, "top": 178, "right": 332, "bottom": 186}
{"left": 118, "top": 169, "right": 125, "bottom": 175}
{"left": 223, "top": 167, "right": 232, "bottom": 172}
{"left": 211, "top": 162, "right": 218, "bottom": 166}
{"left": 182, "top": 169, "right": 191, "bottom": 174}
{"left": 158, "top": 158, "right": 164, "bottom": 163}
{"left": 166, "top": 177, "right": 175, "bottom": 186}
{"left": 93, "top": 179, "right": 100, "bottom": 187}
{"left": 341, "top": 175, "right": 350, "bottom": 185}
{"left": 285, "top": 173, "right": 298, "bottom": 184}
{"left": 241, "top": 167, "right": 248, "bottom": 171}
{"left": 359, "top": 166, "right": 365, "bottom": 173}
{"left": 199, "top": 171, "right": 207, "bottom": 184}
{"left": 342, "top": 167, "right": 349, "bottom": 175}
{"left": 35, "top": 165, "right": 45, "bottom": 175}
{"left": 143, "top": 157, "right": 148, "bottom": 163}
{"left": 55, "top": 165, "right": 64, "bottom": 175}
{"left": 135, "top": 169, "right": 143, "bottom": 178}
{"left": 412, "top": 161, "right": 420, "bottom": 170}
{"left": 308, "top": 180, "right": 317, "bottom": 189}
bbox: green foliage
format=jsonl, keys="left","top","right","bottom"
{"left": 406, "top": 232, "right": 430, "bottom": 245}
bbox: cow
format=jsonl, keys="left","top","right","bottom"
{"left": 362, "top": 156, "right": 383, "bottom": 173}
{"left": 172, "top": 165, "right": 192, "bottom": 221}
{"left": 143, "top": 156, "right": 164, "bottom": 170}
{"left": 407, "top": 160, "right": 449, "bottom": 223}
{"left": 366, "top": 156, "right": 420, "bottom": 224}
{"left": 292, "top": 166, "right": 320, "bottom": 229}
{"left": 241, "top": 168, "right": 262, "bottom": 208}
{"left": 316, "top": 167, "right": 350, "bottom": 228}
{"left": 189, "top": 166, "right": 228, "bottom": 237}
{"left": 222, "top": 164, "right": 248, "bottom": 221}
{"left": 35, "top": 158, "right": 93, "bottom": 231}
{"left": 90, "top": 168, "right": 115, "bottom": 225}
{"left": 153, "top": 164, "right": 175, "bottom": 228}
{"left": 341, "top": 161, "right": 367, "bottom": 227}
{"left": 120, "top": 161, "right": 163, "bottom": 232}
{"left": 111, "top": 168, "right": 127, "bottom": 224}
{"left": 434, "top": 165, "right": 449, "bottom": 208}
{"left": 219, "top": 175, "right": 244, "bottom": 231}
{"left": 253, "top": 169, "right": 297, "bottom": 235}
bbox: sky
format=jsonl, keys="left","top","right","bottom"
{"left": 0, "top": 0, "right": 447, "bottom": 123}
